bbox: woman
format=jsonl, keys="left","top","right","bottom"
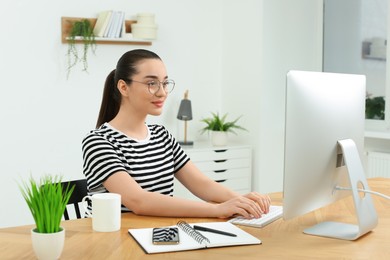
{"left": 82, "top": 49, "right": 271, "bottom": 219}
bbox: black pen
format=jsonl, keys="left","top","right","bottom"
{"left": 193, "top": 225, "right": 237, "bottom": 237}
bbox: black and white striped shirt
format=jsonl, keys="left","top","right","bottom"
{"left": 82, "top": 123, "right": 189, "bottom": 204}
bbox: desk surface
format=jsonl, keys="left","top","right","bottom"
{"left": 1, "top": 178, "right": 389, "bottom": 259}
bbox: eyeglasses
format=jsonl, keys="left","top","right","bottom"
{"left": 131, "top": 79, "right": 175, "bottom": 95}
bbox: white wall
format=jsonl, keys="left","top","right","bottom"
{"left": 0, "top": 0, "right": 323, "bottom": 227}
{"left": 221, "top": 0, "right": 323, "bottom": 193}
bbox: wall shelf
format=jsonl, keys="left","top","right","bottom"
{"left": 61, "top": 17, "right": 152, "bottom": 46}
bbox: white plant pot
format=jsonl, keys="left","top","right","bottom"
{"left": 211, "top": 131, "right": 228, "bottom": 146}
{"left": 31, "top": 228, "right": 65, "bottom": 260}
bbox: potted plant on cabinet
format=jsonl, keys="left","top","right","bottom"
{"left": 200, "top": 112, "right": 247, "bottom": 146}
{"left": 66, "top": 19, "right": 96, "bottom": 78}
{"left": 19, "top": 175, "right": 75, "bottom": 260}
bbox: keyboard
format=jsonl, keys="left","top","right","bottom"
{"left": 228, "top": 205, "right": 283, "bottom": 228}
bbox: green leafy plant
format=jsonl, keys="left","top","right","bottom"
{"left": 19, "top": 175, "right": 75, "bottom": 233}
{"left": 200, "top": 112, "right": 247, "bottom": 134}
{"left": 366, "top": 96, "right": 385, "bottom": 120}
{"left": 67, "top": 19, "right": 96, "bottom": 78}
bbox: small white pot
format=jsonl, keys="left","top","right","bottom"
{"left": 211, "top": 131, "right": 228, "bottom": 146}
{"left": 31, "top": 227, "right": 65, "bottom": 260}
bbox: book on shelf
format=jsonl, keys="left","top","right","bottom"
{"left": 112, "top": 11, "right": 125, "bottom": 38}
{"left": 128, "top": 221, "right": 261, "bottom": 254}
{"left": 93, "top": 10, "right": 126, "bottom": 39}
{"left": 103, "top": 11, "right": 116, "bottom": 38}
{"left": 120, "top": 19, "right": 127, "bottom": 38}
{"left": 104, "top": 11, "right": 122, "bottom": 38}
{"left": 107, "top": 11, "right": 119, "bottom": 38}
{"left": 93, "top": 10, "right": 112, "bottom": 37}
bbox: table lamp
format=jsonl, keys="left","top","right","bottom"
{"left": 177, "top": 90, "right": 193, "bottom": 145}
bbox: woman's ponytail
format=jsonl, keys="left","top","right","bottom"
{"left": 96, "top": 69, "right": 120, "bottom": 128}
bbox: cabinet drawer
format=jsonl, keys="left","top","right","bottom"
{"left": 194, "top": 158, "right": 250, "bottom": 172}
{"left": 215, "top": 177, "right": 251, "bottom": 191}
{"left": 175, "top": 143, "right": 252, "bottom": 200}
{"left": 186, "top": 148, "right": 251, "bottom": 162}
{"left": 204, "top": 168, "right": 251, "bottom": 181}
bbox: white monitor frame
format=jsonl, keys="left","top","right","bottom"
{"left": 283, "top": 70, "right": 378, "bottom": 240}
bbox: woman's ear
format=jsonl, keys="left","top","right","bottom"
{"left": 117, "top": 79, "right": 129, "bottom": 96}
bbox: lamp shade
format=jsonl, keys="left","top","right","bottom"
{"left": 177, "top": 90, "right": 193, "bottom": 145}
{"left": 177, "top": 99, "right": 193, "bottom": 121}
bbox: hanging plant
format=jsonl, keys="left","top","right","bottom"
{"left": 66, "top": 19, "right": 96, "bottom": 78}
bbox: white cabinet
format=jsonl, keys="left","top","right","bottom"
{"left": 174, "top": 142, "right": 252, "bottom": 200}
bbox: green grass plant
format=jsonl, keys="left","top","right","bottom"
{"left": 200, "top": 112, "right": 247, "bottom": 134}
{"left": 19, "top": 175, "right": 75, "bottom": 233}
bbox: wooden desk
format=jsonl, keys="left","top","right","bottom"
{"left": 1, "top": 178, "right": 389, "bottom": 259}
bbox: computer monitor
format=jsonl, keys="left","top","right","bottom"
{"left": 283, "top": 70, "right": 378, "bottom": 240}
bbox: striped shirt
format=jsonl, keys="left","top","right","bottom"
{"left": 81, "top": 123, "right": 189, "bottom": 210}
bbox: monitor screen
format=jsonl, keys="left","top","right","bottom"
{"left": 283, "top": 70, "right": 377, "bottom": 240}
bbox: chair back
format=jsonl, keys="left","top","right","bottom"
{"left": 62, "top": 179, "right": 88, "bottom": 220}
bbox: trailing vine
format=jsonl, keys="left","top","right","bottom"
{"left": 66, "top": 19, "right": 96, "bottom": 78}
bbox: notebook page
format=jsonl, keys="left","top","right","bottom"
{"left": 193, "top": 222, "right": 261, "bottom": 248}
{"left": 128, "top": 221, "right": 261, "bottom": 254}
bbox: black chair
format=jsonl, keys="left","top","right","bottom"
{"left": 62, "top": 179, "right": 88, "bottom": 220}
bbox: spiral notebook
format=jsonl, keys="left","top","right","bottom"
{"left": 128, "top": 221, "right": 261, "bottom": 254}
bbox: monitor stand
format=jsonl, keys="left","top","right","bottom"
{"left": 303, "top": 139, "right": 378, "bottom": 240}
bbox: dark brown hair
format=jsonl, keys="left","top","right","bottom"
{"left": 96, "top": 49, "right": 161, "bottom": 128}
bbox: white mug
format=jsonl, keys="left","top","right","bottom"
{"left": 82, "top": 193, "right": 121, "bottom": 232}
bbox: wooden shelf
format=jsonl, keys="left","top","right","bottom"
{"left": 61, "top": 17, "right": 152, "bottom": 46}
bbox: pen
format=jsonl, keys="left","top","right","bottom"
{"left": 193, "top": 225, "right": 237, "bottom": 237}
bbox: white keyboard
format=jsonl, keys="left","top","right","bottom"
{"left": 228, "top": 205, "right": 283, "bottom": 228}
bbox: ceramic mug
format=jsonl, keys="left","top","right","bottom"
{"left": 82, "top": 193, "right": 121, "bottom": 232}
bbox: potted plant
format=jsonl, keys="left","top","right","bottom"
{"left": 200, "top": 112, "right": 247, "bottom": 146}
{"left": 66, "top": 19, "right": 96, "bottom": 78}
{"left": 19, "top": 175, "right": 75, "bottom": 260}
{"left": 365, "top": 95, "right": 385, "bottom": 120}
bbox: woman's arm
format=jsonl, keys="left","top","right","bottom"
{"left": 176, "top": 161, "right": 271, "bottom": 214}
{"left": 103, "top": 171, "right": 219, "bottom": 217}
{"left": 103, "top": 168, "right": 268, "bottom": 218}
